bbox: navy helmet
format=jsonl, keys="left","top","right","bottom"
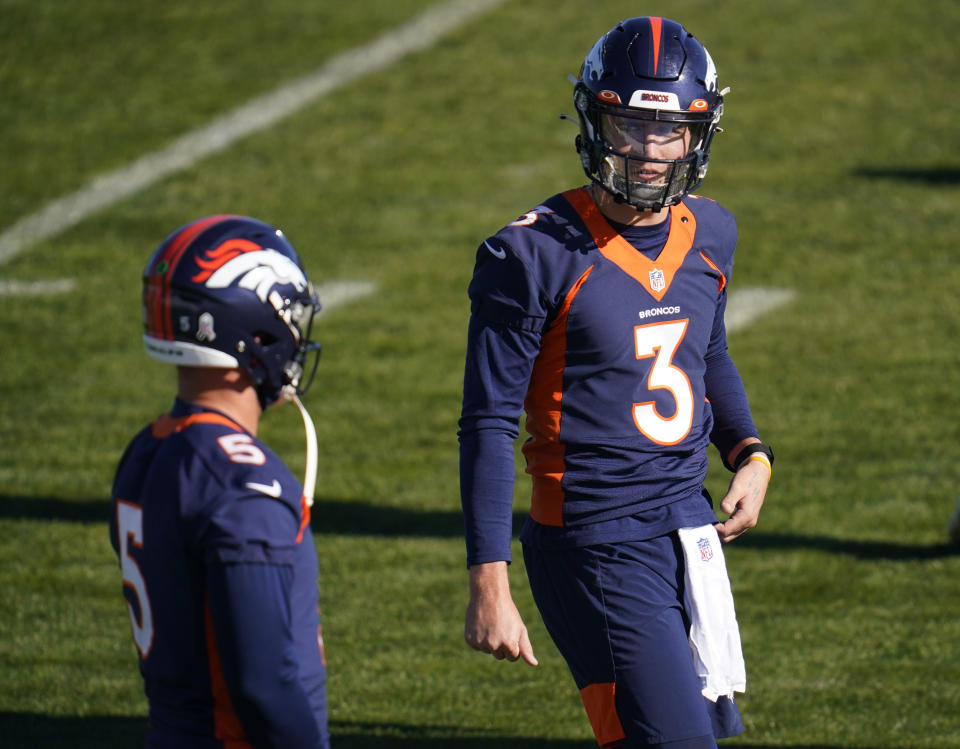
{"left": 574, "top": 17, "right": 725, "bottom": 210}
{"left": 142, "top": 215, "right": 321, "bottom": 408}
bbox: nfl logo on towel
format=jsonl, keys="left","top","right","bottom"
{"left": 649, "top": 268, "right": 665, "bottom": 292}
{"left": 697, "top": 537, "right": 713, "bottom": 562}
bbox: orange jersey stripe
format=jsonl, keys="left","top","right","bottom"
{"left": 524, "top": 265, "right": 594, "bottom": 527}
{"left": 204, "top": 599, "right": 254, "bottom": 748}
{"left": 562, "top": 187, "right": 697, "bottom": 302}
{"left": 698, "top": 251, "right": 727, "bottom": 293}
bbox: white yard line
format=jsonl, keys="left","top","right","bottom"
{"left": 0, "top": 0, "right": 507, "bottom": 297}
{"left": 314, "top": 280, "right": 377, "bottom": 317}
{"left": 725, "top": 287, "right": 796, "bottom": 333}
{"left": 0, "top": 0, "right": 794, "bottom": 333}
{"left": 0, "top": 279, "right": 76, "bottom": 296}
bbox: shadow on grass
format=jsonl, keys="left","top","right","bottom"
{"left": 0, "top": 713, "right": 866, "bottom": 748}
{"left": 0, "top": 713, "right": 148, "bottom": 749}
{"left": 853, "top": 165, "right": 960, "bottom": 184}
{"left": 0, "top": 496, "right": 960, "bottom": 561}
{"left": 332, "top": 722, "right": 861, "bottom": 748}
{"left": 0, "top": 713, "right": 589, "bottom": 748}
{"left": 0, "top": 714, "right": 586, "bottom": 748}
{"left": 0, "top": 495, "right": 111, "bottom": 523}
{"left": 0, "top": 494, "right": 526, "bottom": 538}
{"left": 3, "top": 496, "right": 959, "bottom": 563}
{"left": 331, "top": 721, "right": 594, "bottom": 747}
{"left": 309, "top": 499, "right": 531, "bottom": 538}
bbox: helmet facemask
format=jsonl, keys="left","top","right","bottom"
{"left": 575, "top": 83, "right": 720, "bottom": 211}
{"left": 248, "top": 283, "right": 322, "bottom": 409}
{"left": 278, "top": 287, "right": 322, "bottom": 403}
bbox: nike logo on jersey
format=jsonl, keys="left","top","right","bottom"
{"left": 484, "top": 240, "right": 507, "bottom": 260}
{"left": 245, "top": 479, "right": 283, "bottom": 498}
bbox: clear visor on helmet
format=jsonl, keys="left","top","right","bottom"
{"left": 595, "top": 113, "right": 708, "bottom": 210}
{"left": 599, "top": 114, "right": 705, "bottom": 161}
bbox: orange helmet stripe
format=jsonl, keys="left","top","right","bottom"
{"left": 649, "top": 17, "right": 663, "bottom": 76}
{"left": 145, "top": 214, "right": 235, "bottom": 340}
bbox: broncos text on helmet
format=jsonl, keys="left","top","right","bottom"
{"left": 574, "top": 17, "right": 725, "bottom": 211}
{"left": 142, "top": 215, "right": 321, "bottom": 408}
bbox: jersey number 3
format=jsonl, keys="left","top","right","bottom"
{"left": 116, "top": 501, "right": 154, "bottom": 658}
{"left": 633, "top": 319, "right": 694, "bottom": 445}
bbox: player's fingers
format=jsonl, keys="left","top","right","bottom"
{"left": 518, "top": 627, "right": 539, "bottom": 667}
{"left": 720, "top": 483, "right": 749, "bottom": 515}
{"left": 720, "top": 495, "right": 739, "bottom": 515}
{"left": 464, "top": 628, "right": 502, "bottom": 656}
{"left": 463, "top": 628, "right": 485, "bottom": 651}
{"left": 714, "top": 511, "right": 757, "bottom": 543}
{"left": 715, "top": 513, "right": 740, "bottom": 539}
{"left": 500, "top": 636, "right": 522, "bottom": 661}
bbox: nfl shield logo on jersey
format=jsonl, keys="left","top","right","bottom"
{"left": 697, "top": 537, "right": 713, "bottom": 562}
{"left": 649, "top": 268, "right": 666, "bottom": 292}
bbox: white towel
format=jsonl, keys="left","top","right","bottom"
{"left": 677, "top": 525, "right": 747, "bottom": 702}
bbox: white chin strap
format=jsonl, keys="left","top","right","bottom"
{"left": 287, "top": 390, "right": 318, "bottom": 507}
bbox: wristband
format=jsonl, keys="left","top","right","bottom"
{"left": 732, "top": 442, "right": 774, "bottom": 472}
{"left": 746, "top": 453, "right": 772, "bottom": 474}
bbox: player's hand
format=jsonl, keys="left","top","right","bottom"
{"left": 714, "top": 457, "right": 770, "bottom": 543}
{"left": 464, "top": 561, "right": 538, "bottom": 666}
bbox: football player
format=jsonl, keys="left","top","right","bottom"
{"left": 110, "top": 215, "right": 329, "bottom": 748}
{"left": 459, "top": 17, "right": 773, "bottom": 748}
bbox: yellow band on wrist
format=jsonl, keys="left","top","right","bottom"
{"left": 747, "top": 453, "right": 772, "bottom": 474}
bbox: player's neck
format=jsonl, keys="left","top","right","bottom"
{"left": 177, "top": 367, "right": 262, "bottom": 435}
{"left": 588, "top": 184, "right": 669, "bottom": 227}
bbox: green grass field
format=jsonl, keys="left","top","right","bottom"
{"left": 2, "top": 0, "right": 959, "bottom": 747}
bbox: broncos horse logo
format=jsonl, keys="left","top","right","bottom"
{"left": 191, "top": 239, "right": 308, "bottom": 302}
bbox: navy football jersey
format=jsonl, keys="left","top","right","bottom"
{"left": 110, "top": 399, "right": 328, "bottom": 748}
{"left": 460, "top": 188, "right": 758, "bottom": 563}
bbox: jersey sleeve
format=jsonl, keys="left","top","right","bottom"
{"left": 459, "top": 235, "right": 547, "bottom": 566}
{"left": 205, "top": 559, "right": 323, "bottom": 746}
{"left": 703, "top": 274, "right": 759, "bottom": 465}
{"left": 467, "top": 236, "right": 551, "bottom": 331}
{"left": 189, "top": 430, "right": 322, "bottom": 743}
{"left": 691, "top": 198, "right": 759, "bottom": 464}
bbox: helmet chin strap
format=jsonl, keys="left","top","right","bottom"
{"left": 286, "top": 388, "right": 318, "bottom": 507}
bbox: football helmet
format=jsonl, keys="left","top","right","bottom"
{"left": 574, "top": 17, "right": 725, "bottom": 211}
{"left": 142, "top": 215, "right": 321, "bottom": 408}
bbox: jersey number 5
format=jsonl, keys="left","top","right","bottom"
{"left": 116, "top": 500, "right": 154, "bottom": 658}
{"left": 633, "top": 319, "right": 694, "bottom": 445}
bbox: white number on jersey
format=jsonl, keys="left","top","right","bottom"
{"left": 509, "top": 205, "right": 554, "bottom": 227}
{"left": 633, "top": 319, "right": 694, "bottom": 445}
{"left": 116, "top": 500, "right": 154, "bottom": 658}
{"left": 216, "top": 433, "right": 266, "bottom": 465}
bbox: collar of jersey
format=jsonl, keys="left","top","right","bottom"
{"left": 151, "top": 399, "right": 245, "bottom": 439}
{"left": 562, "top": 187, "right": 697, "bottom": 302}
